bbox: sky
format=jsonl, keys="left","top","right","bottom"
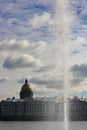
{"left": 0, "top": 0, "right": 87, "bottom": 99}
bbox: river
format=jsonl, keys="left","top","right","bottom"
{"left": 0, "top": 121, "right": 87, "bottom": 130}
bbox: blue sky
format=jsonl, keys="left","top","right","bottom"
{"left": 0, "top": 0, "right": 87, "bottom": 99}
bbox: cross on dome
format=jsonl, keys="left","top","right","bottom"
{"left": 25, "top": 78, "right": 28, "bottom": 84}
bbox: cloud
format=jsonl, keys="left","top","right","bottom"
{"left": 69, "top": 78, "right": 87, "bottom": 95}
{"left": 70, "top": 77, "right": 84, "bottom": 87}
{"left": 29, "top": 12, "right": 54, "bottom": 29}
{"left": 32, "top": 84, "right": 61, "bottom": 96}
{"left": 3, "top": 54, "right": 42, "bottom": 70}
{"left": 0, "top": 39, "right": 48, "bottom": 64}
{"left": 70, "top": 36, "right": 87, "bottom": 52}
{"left": 17, "top": 78, "right": 27, "bottom": 84}
{"left": 17, "top": 77, "right": 63, "bottom": 96}
{"left": 0, "top": 77, "right": 9, "bottom": 83}
{"left": 1, "top": 0, "right": 87, "bottom": 98}
{"left": 30, "top": 77, "right": 63, "bottom": 89}
{"left": 0, "top": 39, "right": 30, "bottom": 51}
{"left": 30, "top": 41, "right": 47, "bottom": 55}
{"left": 34, "top": 65, "right": 53, "bottom": 73}
{"left": 0, "top": 0, "right": 81, "bottom": 43}
{"left": 0, "top": 39, "right": 47, "bottom": 55}
{"left": 69, "top": 63, "right": 87, "bottom": 93}
{"left": 69, "top": 36, "right": 87, "bottom": 66}
{"left": 0, "top": 0, "right": 54, "bottom": 41}
{"left": 71, "top": 64, "right": 87, "bottom": 78}
{"left": 33, "top": 85, "right": 61, "bottom": 96}
{"left": 17, "top": 72, "right": 64, "bottom": 90}
{"left": 70, "top": 0, "right": 87, "bottom": 38}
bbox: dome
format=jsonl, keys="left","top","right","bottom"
{"left": 20, "top": 79, "right": 33, "bottom": 99}
{"left": 21, "top": 79, "right": 31, "bottom": 91}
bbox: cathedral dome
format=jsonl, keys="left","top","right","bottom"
{"left": 21, "top": 79, "right": 31, "bottom": 91}
{"left": 20, "top": 79, "right": 33, "bottom": 99}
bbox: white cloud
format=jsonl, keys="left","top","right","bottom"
{"left": 69, "top": 36, "right": 87, "bottom": 66}
{"left": 0, "top": 39, "right": 48, "bottom": 65}
{"left": 70, "top": 36, "right": 87, "bottom": 51}
{"left": 69, "top": 78, "right": 87, "bottom": 94}
{"left": 0, "top": 39, "right": 30, "bottom": 51}
{"left": 29, "top": 12, "right": 54, "bottom": 29}
{"left": 1, "top": 0, "right": 87, "bottom": 98}
{"left": 32, "top": 84, "right": 61, "bottom": 96}
{"left": 0, "top": 39, "right": 48, "bottom": 55}
{"left": 3, "top": 54, "right": 42, "bottom": 70}
{"left": 30, "top": 41, "right": 47, "bottom": 55}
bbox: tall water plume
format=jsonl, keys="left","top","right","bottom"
{"left": 54, "top": 0, "right": 72, "bottom": 130}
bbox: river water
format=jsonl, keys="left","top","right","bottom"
{"left": 0, "top": 121, "right": 87, "bottom": 130}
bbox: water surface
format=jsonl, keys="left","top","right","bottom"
{"left": 0, "top": 121, "right": 87, "bottom": 130}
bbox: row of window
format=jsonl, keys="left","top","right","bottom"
{"left": 1, "top": 104, "right": 52, "bottom": 113}
{"left": 1, "top": 106, "right": 15, "bottom": 112}
{"left": 70, "top": 106, "right": 87, "bottom": 112}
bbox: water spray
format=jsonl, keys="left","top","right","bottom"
{"left": 55, "top": 0, "right": 71, "bottom": 130}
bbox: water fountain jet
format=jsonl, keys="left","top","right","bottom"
{"left": 54, "top": 0, "right": 71, "bottom": 130}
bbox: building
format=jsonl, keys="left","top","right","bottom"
{"left": 0, "top": 79, "right": 56, "bottom": 121}
{"left": 0, "top": 79, "right": 87, "bottom": 121}
{"left": 69, "top": 97, "right": 87, "bottom": 120}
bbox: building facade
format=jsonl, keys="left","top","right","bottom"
{"left": 0, "top": 79, "right": 56, "bottom": 121}
{"left": 0, "top": 80, "right": 87, "bottom": 121}
{"left": 0, "top": 98, "right": 56, "bottom": 121}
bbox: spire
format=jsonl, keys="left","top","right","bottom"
{"left": 25, "top": 78, "right": 28, "bottom": 84}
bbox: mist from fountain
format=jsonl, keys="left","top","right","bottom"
{"left": 54, "top": 0, "right": 72, "bottom": 130}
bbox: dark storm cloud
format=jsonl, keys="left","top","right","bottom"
{"left": 71, "top": 64, "right": 87, "bottom": 78}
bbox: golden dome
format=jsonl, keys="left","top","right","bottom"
{"left": 21, "top": 79, "right": 31, "bottom": 90}
{"left": 20, "top": 79, "right": 33, "bottom": 99}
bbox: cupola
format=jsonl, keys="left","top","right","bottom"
{"left": 20, "top": 79, "right": 33, "bottom": 99}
